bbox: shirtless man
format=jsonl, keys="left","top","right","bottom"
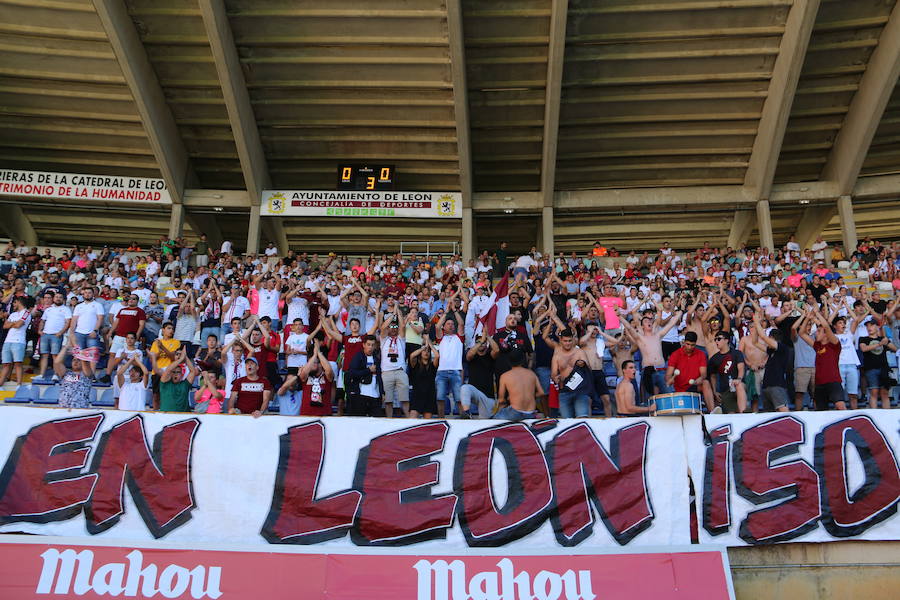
{"left": 579, "top": 323, "right": 615, "bottom": 416}
{"left": 615, "top": 360, "right": 655, "bottom": 417}
{"left": 552, "top": 328, "right": 593, "bottom": 418}
{"left": 619, "top": 305, "right": 682, "bottom": 400}
{"left": 493, "top": 349, "right": 545, "bottom": 421}
{"left": 609, "top": 331, "right": 637, "bottom": 379}
{"left": 738, "top": 316, "right": 769, "bottom": 413}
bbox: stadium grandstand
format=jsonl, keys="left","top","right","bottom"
{"left": 1, "top": 1, "right": 900, "bottom": 599}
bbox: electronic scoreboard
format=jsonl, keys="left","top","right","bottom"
{"left": 337, "top": 164, "right": 395, "bottom": 191}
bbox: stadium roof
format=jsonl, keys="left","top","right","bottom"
{"left": 2, "top": 0, "right": 900, "bottom": 253}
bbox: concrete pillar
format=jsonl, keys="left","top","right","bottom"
{"left": 462, "top": 207, "right": 474, "bottom": 261}
{"left": 727, "top": 209, "right": 754, "bottom": 250}
{"left": 541, "top": 206, "right": 554, "bottom": 257}
{"left": 2, "top": 205, "right": 38, "bottom": 246}
{"left": 756, "top": 200, "right": 774, "bottom": 252}
{"left": 246, "top": 204, "right": 261, "bottom": 255}
{"left": 168, "top": 203, "right": 184, "bottom": 240}
{"left": 837, "top": 194, "right": 857, "bottom": 256}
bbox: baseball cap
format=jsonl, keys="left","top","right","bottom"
{"left": 245, "top": 357, "right": 259, "bottom": 365}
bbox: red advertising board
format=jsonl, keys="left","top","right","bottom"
{"left": 0, "top": 535, "right": 734, "bottom": 600}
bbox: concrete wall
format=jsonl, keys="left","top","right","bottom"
{"left": 729, "top": 541, "right": 900, "bottom": 599}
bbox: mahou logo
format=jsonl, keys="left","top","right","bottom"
{"left": 413, "top": 558, "right": 596, "bottom": 600}
{"left": 35, "top": 548, "right": 222, "bottom": 598}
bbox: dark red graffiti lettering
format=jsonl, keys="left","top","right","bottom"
{"left": 702, "top": 425, "right": 732, "bottom": 537}
{"left": 352, "top": 422, "right": 456, "bottom": 545}
{"left": 261, "top": 421, "right": 362, "bottom": 544}
{"left": 816, "top": 415, "right": 900, "bottom": 537}
{"left": 734, "top": 416, "right": 820, "bottom": 543}
{"left": 454, "top": 423, "right": 553, "bottom": 546}
{"left": 85, "top": 415, "right": 199, "bottom": 538}
{"left": 0, "top": 414, "right": 103, "bottom": 524}
{"left": 549, "top": 422, "right": 653, "bottom": 545}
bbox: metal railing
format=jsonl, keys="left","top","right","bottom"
{"left": 399, "top": 241, "right": 459, "bottom": 256}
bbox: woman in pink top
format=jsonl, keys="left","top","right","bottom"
{"left": 194, "top": 369, "right": 226, "bottom": 414}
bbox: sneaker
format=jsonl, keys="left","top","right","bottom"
{"left": 51, "top": 374, "right": 59, "bottom": 383}
{"left": 711, "top": 406, "right": 723, "bottom": 414}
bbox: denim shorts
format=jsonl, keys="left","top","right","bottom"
{"left": 1, "top": 342, "right": 25, "bottom": 364}
{"left": 864, "top": 368, "right": 891, "bottom": 390}
{"left": 39, "top": 333, "right": 64, "bottom": 355}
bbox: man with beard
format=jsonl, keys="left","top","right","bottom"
{"left": 37, "top": 291, "right": 71, "bottom": 381}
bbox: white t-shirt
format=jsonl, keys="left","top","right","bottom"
{"left": 118, "top": 381, "right": 148, "bottom": 411}
{"left": 265, "top": 247, "right": 278, "bottom": 257}
{"left": 257, "top": 289, "right": 280, "bottom": 320}
{"left": 284, "top": 332, "right": 309, "bottom": 368}
{"left": 661, "top": 311, "right": 681, "bottom": 343}
{"left": 4, "top": 309, "right": 31, "bottom": 344}
{"left": 380, "top": 335, "right": 406, "bottom": 372}
{"left": 223, "top": 294, "right": 251, "bottom": 322}
{"left": 359, "top": 354, "right": 380, "bottom": 397}
{"left": 224, "top": 355, "right": 247, "bottom": 393}
{"left": 72, "top": 300, "right": 105, "bottom": 335}
{"left": 41, "top": 304, "right": 72, "bottom": 335}
{"left": 437, "top": 335, "right": 464, "bottom": 371}
{"left": 286, "top": 296, "right": 309, "bottom": 325}
{"left": 133, "top": 287, "right": 152, "bottom": 306}
{"left": 836, "top": 332, "right": 860, "bottom": 365}
{"left": 221, "top": 240, "right": 233, "bottom": 255}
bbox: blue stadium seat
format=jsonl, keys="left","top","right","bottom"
{"left": 7, "top": 384, "right": 38, "bottom": 404}
{"left": 92, "top": 388, "right": 116, "bottom": 408}
{"left": 36, "top": 385, "right": 60, "bottom": 405}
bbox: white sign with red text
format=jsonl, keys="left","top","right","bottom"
{"left": 685, "top": 411, "right": 900, "bottom": 546}
{"left": 0, "top": 169, "right": 171, "bottom": 203}
{"left": 0, "top": 407, "right": 688, "bottom": 550}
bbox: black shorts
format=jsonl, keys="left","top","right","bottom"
{"left": 592, "top": 370, "right": 610, "bottom": 397}
{"left": 150, "top": 374, "right": 161, "bottom": 393}
{"left": 814, "top": 382, "right": 844, "bottom": 410}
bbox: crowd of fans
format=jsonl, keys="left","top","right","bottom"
{"left": 1, "top": 234, "right": 899, "bottom": 420}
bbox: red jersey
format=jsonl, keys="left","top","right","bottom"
{"left": 302, "top": 375, "right": 333, "bottom": 416}
{"left": 342, "top": 333, "right": 365, "bottom": 369}
{"left": 326, "top": 338, "right": 340, "bottom": 362}
{"left": 231, "top": 376, "right": 272, "bottom": 414}
{"left": 114, "top": 307, "right": 146, "bottom": 337}
{"left": 813, "top": 341, "right": 841, "bottom": 385}
{"left": 667, "top": 347, "right": 708, "bottom": 392}
{"left": 263, "top": 331, "right": 281, "bottom": 363}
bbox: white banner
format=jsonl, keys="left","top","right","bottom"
{"left": 686, "top": 411, "right": 900, "bottom": 546}
{"left": 261, "top": 190, "right": 462, "bottom": 218}
{"left": 0, "top": 169, "right": 171, "bottom": 204}
{"left": 0, "top": 407, "right": 688, "bottom": 550}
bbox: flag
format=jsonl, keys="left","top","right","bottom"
{"left": 476, "top": 271, "right": 511, "bottom": 337}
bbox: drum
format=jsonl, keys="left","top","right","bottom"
{"left": 651, "top": 392, "right": 702, "bottom": 416}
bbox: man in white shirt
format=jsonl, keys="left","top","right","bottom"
{"left": 811, "top": 236, "right": 828, "bottom": 263}
{"left": 379, "top": 314, "right": 408, "bottom": 418}
{"left": 220, "top": 240, "right": 233, "bottom": 255}
{"left": 0, "top": 296, "right": 33, "bottom": 386}
{"left": 256, "top": 277, "right": 281, "bottom": 330}
{"left": 435, "top": 310, "right": 465, "bottom": 416}
{"left": 38, "top": 292, "right": 72, "bottom": 380}
{"left": 283, "top": 318, "right": 309, "bottom": 375}
{"left": 132, "top": 278, "right": 152, "bottom": 306}
{"left": 264, "top": 243, "right": 279, "bottom": 269}
{"left": 68, "top": 286, "right": 105, "bottom": 352}
{"left": 222, "top": 285, "right": 251, "bottom": 340}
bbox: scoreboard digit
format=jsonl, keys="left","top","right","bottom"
{"left": 337, "top": 164, "right": 395, "bottom": 190}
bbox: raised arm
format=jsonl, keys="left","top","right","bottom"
{"left": 753, "top": 313, "right": 778, "bottom": 350}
